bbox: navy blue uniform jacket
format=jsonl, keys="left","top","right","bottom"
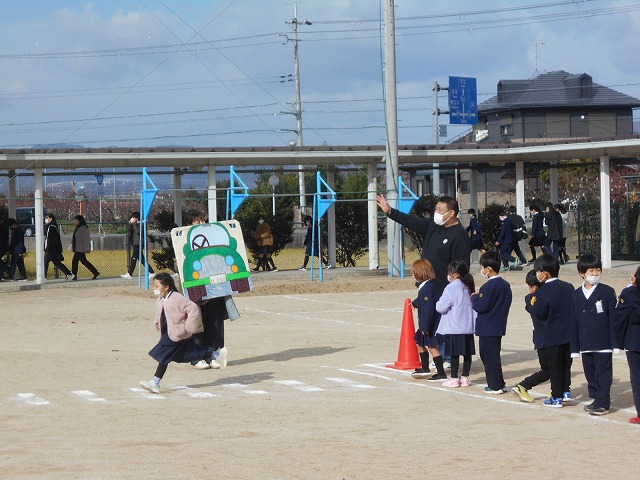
{"left": 472, "top": 276, "right": 512, "bottom": 336}
{"left": 614, "top": 285, "right": 640, "bottom": 351}
{"left": 497, "top": 217, "right": 514, "bottom": 245}
{"left": 412, "top": 281, "right": 441, "bottom": 335}
{"left": 530, "top": 279, "right": 575, "bottom": 348}
{"left": 570, "top": 283, "right": 618, "bottom": 353}
{"left": 388, "top": 208, "right": 470, "bottom": 294}
{"left": 530, "top": 212, "right": 545, "bottom": 241}
{"left": 524, "top": 292, "right": 544, "bottom": 349}
{"left": 9, "top": 226, "right": 26, "bottom": 255}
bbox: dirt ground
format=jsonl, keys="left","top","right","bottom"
{"left": 1, "top": 267, "right": 638, "bottom": 479}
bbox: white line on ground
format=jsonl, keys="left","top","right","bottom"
{"left": 171, "top": 386, "right": 216, "bottom": 398}
{"left": 16, "top": 393, "right": 50, "bottom": 405}
{"left": 72, "top": 390, "right": 107, "bottom": 402}
{"left": 129, "top": 387, "right": 164, "bottom": 400}
{"left": 274, "top": 380, "right": 323, "bottom": 392}
{"left": 358, "top": 363, "right": 634, "bottom": 426}
{"left": 326, "top": 377, "right": 376, "bottom": 389}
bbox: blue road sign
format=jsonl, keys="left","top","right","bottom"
{"left": 448, "top": 76, "right": 478, "bottom": 125}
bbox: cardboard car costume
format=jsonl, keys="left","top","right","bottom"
{"left": 171, "top": 220, "right": 253, "bottom": 302}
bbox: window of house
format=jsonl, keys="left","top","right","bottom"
{"left": 500, "top": 124, "right": 513, "bottom": 136}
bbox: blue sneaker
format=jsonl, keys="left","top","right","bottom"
{"left": 543, "top": 397, "right": 563, "bottom": 408}
{"left": 562, "top": 392, "right": 573, "bottom": 404}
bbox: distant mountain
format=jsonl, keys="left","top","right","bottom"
{"left": 31, "top": 143, "right": 85, "bottom": 149}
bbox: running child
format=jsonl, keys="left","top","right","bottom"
{"left": 410, "top": 259, "right": 447, "bottom": 381}
{"left": 614, "top": 265, "right": 640, "bottom": 424}
{"left": 472, "top": 251, "right": 513, "bottom": 394}
{"left": 139, "top": 273, "right": 217, "bottom": 394}
{"left": 435, "top": 260, "right": 476, "bottom": 388}
{"left": 570, "top": 253, "right": 617, "bottom": 416}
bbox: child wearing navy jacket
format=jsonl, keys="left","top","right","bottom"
{"left": 530, "top": 254, "right": 575, "bottom": 408}
{"left": 512, "top": 270, "right": 546, "bottom": 403}
{"left": 410, "top": 259, "right": 447, "bottom": 381}
{"left": 472, "top": 251, "right": 513, "bottom": 394}
{"left": 613, "top": 265, "right": 640, "bottom": 424}
{"left": 570, "top": 254, "right": 617, "bottom": 416}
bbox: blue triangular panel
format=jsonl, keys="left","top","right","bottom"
{"left": 397, "top": 176, "right": 419, "bottom": 214}
{"left": 316, "top": 172, "right": 336, "bottom": 219}
{"left": 229, "top": 166, "right": 249, "bottom": 219}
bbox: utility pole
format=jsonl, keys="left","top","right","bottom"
{"left": 384, "top": 0, "right": 401, "bottom": 278}
{"left": 285, "top": 3, "right": 311, "bottom": 221}
{"left": 431, "top": 81, "right": 449, "bottom": 196}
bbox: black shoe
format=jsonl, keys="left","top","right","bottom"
{"left": 251, "top": 268, "right": 260, "bottom": 273}
{"left": 583, "top": 402, "right": 596, "bottom": 412}
{"left": 411, "top": 369, "right": 431, "bottom": 379}
{"left": 18, "top": 277, "right": 28, "bottom": 281}
{"left": 92, "top": 272, "right": 100, "bottom": 280}
{"left": 589, "top": 407, "right": 610, "bottom": 416}
{"left": 427, "top": 373, "right": 448, "bottom": 382}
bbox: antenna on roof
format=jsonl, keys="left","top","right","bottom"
{"left": 531, "top": 42, "right": 545, "bottom": 78}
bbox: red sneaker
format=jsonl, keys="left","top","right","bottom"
{"left": 630, "top": 416, "right": 640, "bottom": 424}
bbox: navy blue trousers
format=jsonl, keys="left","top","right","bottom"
{"left": 546, "top": 343, "right": 572, "bottom": 399}
{"left": 581, "top": 352, "right": 613, "bottom": 409}
{"left": 479, "top": 335, "right": 505, "bottom": 390}
{"left": 626, "top": 351, "right": 640, "bottom": 416}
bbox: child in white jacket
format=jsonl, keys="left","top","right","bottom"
{"left": 436, "top": 261, "right": 477, "bottom": 388}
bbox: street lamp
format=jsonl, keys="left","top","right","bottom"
{"left": 268, "top": 174, "right": 280, "bottom": 216}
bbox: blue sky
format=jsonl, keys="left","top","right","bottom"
{"left": 1, "top": 0, "right": 640, "bottom": 150}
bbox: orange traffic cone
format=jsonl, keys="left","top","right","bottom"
{"left": 387, "top": 298, "right": 422, "bottom": 370}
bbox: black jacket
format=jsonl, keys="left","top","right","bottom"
{"left": 45, "top": 222, "right": 64, "bottom": 256}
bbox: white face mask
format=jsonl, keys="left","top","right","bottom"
{"left": 433, "top": 210, "right": 450, "bottom": 226}
{"left": 258, "top": 219, "right": 264, "bottom": 224}
{"left": 130, "top": 218, "right": 136, "bottom": 224}
{"left": 153, "top": 289, "right": 161, "bottom": 296}
{"left": 480, "top": 267, "right": 489, "bottom": 279}
{"left": 536, "top": 272, "right": 546, "bottom": 283}
{"left": 585, "top": 275, "right": 601, "bottom": 285}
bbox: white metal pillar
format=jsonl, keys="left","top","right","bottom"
{"left": 326, "top": 170, "right": 336, "bottom": 267}
{"left": 207, "top": 165, "right": 217, "bottom": 222}
{"left": 173, "top": 169, "right": 183, "bottom": 226}
{"left": 600, "top": 155, "right": 611, "bottom": 269}
{"left": 367, "top": 163, "right": 379, "bottom": 269}
{"left": 549, "top": 161, "right": 559, "bottom": 205}
{"left": 34, "top": 168, "right": 44, "bottom": 284}
{"left": 469, "top": 167, "right": 478, "bottom": 211}
{"left": 515, "top": 161, "right": 526, "bottom": 217}
{"left": 469, "top": 167, "right": 479, "bottom": 263}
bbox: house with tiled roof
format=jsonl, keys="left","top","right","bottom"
{"left": 476, "top": 70, "right": 640, "bottom": 143}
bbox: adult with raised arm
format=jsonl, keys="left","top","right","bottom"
{"left": 376, "top": 194, "right": 470, "bottom": 295}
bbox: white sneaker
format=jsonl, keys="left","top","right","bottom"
{"left": 66, "top": 274, "right": 75, "bottom": 281}
{"left": 209, "top": 358, "right": 221, "bottom": 369}
{"left": 120, "top": 273, "right": 132, "bottom": 280}
{"left": 193, "top": 359, "right": 211, "bottom": 370}
{"left": 139, "top": 380, "right": 160, "bottom": 394}
{"left": 217, "top": 347, "right": 228, "bottom": 370}
{"left": 443, "top": 361, "right": 451, "bottom": 370}
{"left": 298, "top": 266, "right": 307, "bottom": 271}
{"left": 325, "top": 264, "right": 332, "bottom": 269}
